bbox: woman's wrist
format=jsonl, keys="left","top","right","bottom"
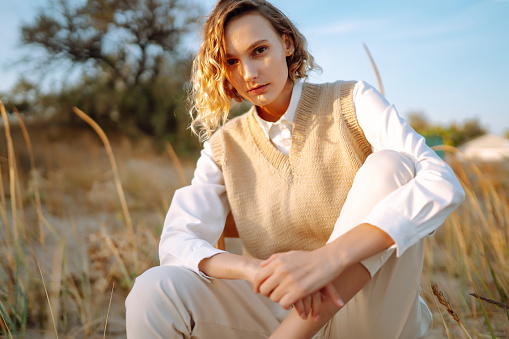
{"left": 321, "top": 223, "right": 395, "bottom": 275}
{"left": 199, "top": 252, "right": 262, "bottom": 281}
{"left": 240, "top": 256, "right": 263, "bottom": 281}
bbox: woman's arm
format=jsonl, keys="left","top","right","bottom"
{"left": 159, "top": 142, "right": 233, "bottom": 279}
{"left": 255, "top": 223, "right": 391, "bottom": 338}
{"left": 255, "top": 223, "right": 393, "bottom": 309}
{"left": 353, "top": 81, "right": 465, "bottom": 257}
{"left": 270, "top": 261, "right": 370, "bottom": 339}
{"left": 198, "top": 252, "right": 262, "bottom": 281}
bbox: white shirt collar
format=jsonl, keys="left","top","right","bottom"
{"left": 254, "top": 80, "right": 303, "bottom": 139}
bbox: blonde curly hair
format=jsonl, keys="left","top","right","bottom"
{"left": 189, "top": 0, "right": 320, "bottom": 141}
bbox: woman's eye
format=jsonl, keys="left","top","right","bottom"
{"left": 226, "top": 59, "right": 238, "bottom": 66}
{"left": 254, "top": 46, "right": 267, "bottom": 55}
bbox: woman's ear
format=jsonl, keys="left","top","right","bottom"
{"left": 282, "top": 34, "right": 295, "bottom": 57}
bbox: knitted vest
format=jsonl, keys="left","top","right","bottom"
{"left": 209, "top": 81, "right": 372, "bottom": 259}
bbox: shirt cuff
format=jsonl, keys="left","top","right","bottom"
{"left": 185, "top": 245, "right": 226, "bottom": 282}
{"left": 361, "top": 204, "right": 419, "bottom": 257}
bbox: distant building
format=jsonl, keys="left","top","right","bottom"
{"left": 458, "top": 133, "right": 509, "bottom": 161}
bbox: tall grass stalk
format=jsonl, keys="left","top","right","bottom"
{"left": 14, "top": 107, "right": 45, "bottom": 245}
{"left": 103, "top": 283, "right": 114, "bottom": 339}
{"left": 0, "top": 311, "right": 13, "bottom": 339}
{"left": 429, "top": 282, "right": 452, "bottom": 338}
{"left": 363, "top": 43, "right": 384, "bottom": 96}
{"left": 101, "top": 228, "right": 133, "bottom": 287}
{"left": 166, "top": 142, "right": 188, "bottom": 186}
{"left": 72, "top": 106, "right": 139, "bottom": 279}
{"left": 473, "top": 289, "right": 497, "bottom": 339}
{"left": 0, "top": 162, "right": 7, "bottom": 228}
{"left": 36, "top": 257, "right": 59, "bottom": 339}
{"left": 0, "top": 100, "right": 30, "bottom": 338}
{"left": 48, "top": 243, "right": 64, "bottom": 334}
{"left": 0, "top": 99, "right": 19, "bottom": 240}
{"left": 431, "top": 283, "right": 473, "bottom": 339}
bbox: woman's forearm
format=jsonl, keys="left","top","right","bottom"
{"left": 255, "top": 223, "right": 394, "bottom": 310}
{"left": 271, "top": 262, "right": 371, "bottom": 339}
{"left": 321, "top": 223, "right": 395, "bottom": 277}
{"left": 265, "top": 223, "right": 393, "bottom": 338}
{"left": 198, "top": 252, "right": 262, "bottom": 282}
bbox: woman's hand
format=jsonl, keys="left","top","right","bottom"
{"left": 253, "top": 249, "right": 345, "bottom": 310}
{"left": 292, "top": 283, "right": 342, "bottom": 322}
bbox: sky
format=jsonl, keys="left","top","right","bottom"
{"left": 1, "top": 0, "right": 508, "bottom": 135}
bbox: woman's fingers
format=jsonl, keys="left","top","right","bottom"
{"left": 292, "top": 292, "right": 322, "bottom": 321}
{"left": 303, "top": 295, "right": 312, "bottom": 319}
{"left": 324, "top": 283, "right": 344, "bottom": 308}
{"left": 260, "top": 254, "right": 279, "bottom": 267}
{"left": 293, "top": 295, "right": 311, "bottom": 319}
{"left": 258, "top": 274, "right": 281, "bottom": 298}
{"left": 253, "top": 264, "right": 275, "bottom": 293}
{"left": 311, "top": 291, "right": 321, "bottom": 322}
{"left": 293, "top": 300, "right": 305, "bottom": 319}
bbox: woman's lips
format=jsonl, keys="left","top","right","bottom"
{"left": 249, "top": 84, "right": 268, "bottom": 95}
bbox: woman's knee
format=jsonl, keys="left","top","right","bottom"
{"left": 126, "top": 266, "right": 203, "bottom": 337}
{"left": 126, "top": 265, "right": 201, "bottom": 312}
{"left": 358, "top": 150, "right": 415, "bottom": 188}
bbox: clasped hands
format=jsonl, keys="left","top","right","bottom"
{"left": 251, "top": 249, "right": 345, "bottom": 322}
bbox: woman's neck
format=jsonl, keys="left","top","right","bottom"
{"left": 256, "top": 78, "right": 294, "bottom": 123}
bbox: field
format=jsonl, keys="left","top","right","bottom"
{"left": 1, "top": 106, "right": 508, "bottom": 338}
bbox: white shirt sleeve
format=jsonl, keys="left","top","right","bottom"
{"left": 159, "top": 141, "right": 228, "bottom": 280}
{"left": 353, "top": 80, "right": 466, "bottom": 256}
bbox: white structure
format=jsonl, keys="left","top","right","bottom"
{"left": 459, "top": 133, "right": 509, "bottom": 161}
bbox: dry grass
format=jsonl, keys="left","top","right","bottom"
{"left": 0, "top": 102, "right": 193, "bottom": 337}
{"left": 422, "top": 145, "right": 509, "bottom": 338}
{"left": 0, "top": 102, "right": 508, "bottom": 337}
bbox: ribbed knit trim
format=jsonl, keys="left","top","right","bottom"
{"left": 341, "top": 81, "right": 372, "bottom": 158}
{"left": 209, "top": 130, "right": 224, "bottom": 171}
{"left": 245, "top": 82, "right": 321, "bottom": 180}
{"left": 291, "top": 82, "right": 320, "bottom": 174}
{"left": 246, "top": 106, "right": 292, "bottom": 178}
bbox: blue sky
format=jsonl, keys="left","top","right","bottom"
{"left": 1, "top": 0, "right": 508, "bottom": 134}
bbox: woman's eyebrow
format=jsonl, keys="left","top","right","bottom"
{"left": 247, "top": 39, "right": 268, "bottom": 51}
{"left": 226, "top": 39, "right": 269, "bottom": 58}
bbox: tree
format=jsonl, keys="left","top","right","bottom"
{"left": 406, "top": 112, "right": 430, "bottom": 133}
{"left": 19, "top": 0, "right": 202, "bottom": 144}
{"left": 406, "top": 111, "right": 487, "bottom": 147}
{"left": 22, "top": 0, "right": 201, "bottom": 89}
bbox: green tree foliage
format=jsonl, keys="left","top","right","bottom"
{"left": 407, "top": 111, "right": 487, "bottom": 147}
{"left": 22, "top": 0, "right": 201, "bottom": 89}
{"left": 17, "top": 0, "right": 202, "bottom": 151}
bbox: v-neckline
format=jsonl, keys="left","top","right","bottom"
{"left": 246, "top": 82, "right": 320, "bottom": 179}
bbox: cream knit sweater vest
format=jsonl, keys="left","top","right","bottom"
{"left": 209, "top": 81, "right": 372, "bottom": 259}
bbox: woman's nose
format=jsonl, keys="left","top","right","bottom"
{"left": 242, "top": 61, "right": 258, "bottom": 81}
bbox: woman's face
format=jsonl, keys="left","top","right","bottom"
{"left": 224, "top": 12, "right": 294, "bottom": 120}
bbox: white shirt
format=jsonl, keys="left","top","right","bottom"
{"left": 253, "top": 81, "right": 303, "bottom": 154}
{"left": 159, "top": 80, "right": 465, "bottom": 279}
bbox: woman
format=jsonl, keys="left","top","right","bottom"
{"left": 126, "top": 0, "right": 465, "bottom": 338}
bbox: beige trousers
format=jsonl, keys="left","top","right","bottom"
{"left": 126, "top": 150, "right": 432, "bottom": 338}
